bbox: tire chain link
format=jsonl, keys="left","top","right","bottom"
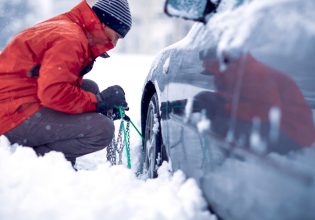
{"left": 106, "top": 120, "right": 131, "bottom": 166}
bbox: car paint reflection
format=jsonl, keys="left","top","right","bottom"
{"left": 162, "top": 53, "right": 315, "bottom": 154}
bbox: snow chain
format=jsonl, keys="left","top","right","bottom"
{"left": 106, "top": 106, "right": 144, "bottom": 169}
{"left": 106, "top": 106, "right": 132, "bottom": 168}
{"left": 106, "top": 120, "right": 131, "bottom": 166}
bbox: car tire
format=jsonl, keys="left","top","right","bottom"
{"left": 141, "top": 93, "right": 167, "bottom": 178}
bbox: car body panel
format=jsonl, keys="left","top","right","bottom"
{"left": 141, "top": 0, "right": 315, "bottom": 219}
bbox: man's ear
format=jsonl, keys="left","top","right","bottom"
{"left": 86, "top": 0, "right": 98, "bottom": 8}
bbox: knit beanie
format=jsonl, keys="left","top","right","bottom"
{"left": 92, "top": 0, "right": 132, "bottom": 38}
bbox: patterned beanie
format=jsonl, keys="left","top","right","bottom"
{"left": 92, "top": 0, "right": 132, "bottom": 38}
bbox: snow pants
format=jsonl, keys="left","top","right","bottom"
{"left": 4, "top": 79, "right": 114, "bottom": 165}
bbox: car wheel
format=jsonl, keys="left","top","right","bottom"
{"left": 141, "top": 93, "right": 167, "bottom": 178}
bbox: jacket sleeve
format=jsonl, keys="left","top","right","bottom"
{"left": 37, "top": 37, "right": 97, "bottom": 113}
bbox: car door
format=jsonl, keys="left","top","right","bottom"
{"left": 201, "top": 46, "right": 315, "bottom": 220}
{"left": 163, "top": 1, "right": 315, "bottom": 219}
{"left": 199, "top": 1, "right": 315, "bottom": 219}
{"left": 164, "top": 23, "right": 225, "bottom": 182}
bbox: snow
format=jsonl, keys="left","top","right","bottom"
{"left": 197, "top": 112, "right": 211, "bottom": 134}
{"left": 152, "top": 114, "right": 160, "bottom": 135}
{"left": 0, "top": 137, "right": 211, "bottom": 220}
{"left": 184, "top": 98, "right": 194, "bottom": 122}
{"left": 268, "top": 107, "right": 281, "bottom": 142}
{"left": 0, "top": 54, "right": 213, "bottom": 220}
{"left": 249, "top": 123, "right": 267, "bottom": 154}
{"left": 162, "top": 57, "right": 170, "bottom": 75}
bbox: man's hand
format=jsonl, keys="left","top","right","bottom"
{"left": 111, "top": 108, "right": 130, "bottom": 120}
{"left": 96, "top": 85, "right": 128, "bottom": 114}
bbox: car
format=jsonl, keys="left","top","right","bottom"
{"left": 139, "top": 0, "right": 315, "bottom": 219}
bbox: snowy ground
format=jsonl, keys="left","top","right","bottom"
{"left": 0, "top": 54, "right": 215, "bottom": 220}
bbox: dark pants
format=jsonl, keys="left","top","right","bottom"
{"left": 5, "top": 79, "right": 114, "bottom": 165}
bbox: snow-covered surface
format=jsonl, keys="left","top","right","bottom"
{"left": 0, "top": 137, "right": 211, "bottom": 220}
{"left": 196, "top": 113, "right": 211, "bottom": 134}
{"left": 0, "top": 54, "right": 214, "bottom": 220}
{"left": 162, "top": 57, "right": 170, "bottom": 75}
{"left": 152, "top": 114, "right": 160, "bottom": 135}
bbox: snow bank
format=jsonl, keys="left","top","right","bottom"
{"left": 0, "top": 135, "right": 212, "bottom": 220}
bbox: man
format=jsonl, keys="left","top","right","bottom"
{"left": 0, "top": 0, "right": 132, "bottom": 166}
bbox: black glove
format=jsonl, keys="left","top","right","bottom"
{"left": 96, "top": 85, "right": 128, "bottom": 114}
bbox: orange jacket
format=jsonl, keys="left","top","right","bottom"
{"left": 0, "top": 1, "right": 112, "bottom": 134}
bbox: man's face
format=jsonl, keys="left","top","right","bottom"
{"left": 103, "top": 24, "right": 122, "bottom": 47}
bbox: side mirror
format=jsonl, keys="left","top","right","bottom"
{"left": 164, "top": 0, "right": 220, "bottom": 22}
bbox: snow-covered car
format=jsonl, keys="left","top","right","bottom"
{"left": 140, "top": 0, "right": 315, "bottom": 219}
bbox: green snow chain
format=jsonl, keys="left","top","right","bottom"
{"left": 106, "top": 106, "right": 144, "bottom": 169}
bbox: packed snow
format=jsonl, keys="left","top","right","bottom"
{"left": 0, "top": 54, "right": 214, "bottom": 220}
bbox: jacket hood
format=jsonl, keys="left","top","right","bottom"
{"left": 65, "top": 0, "right": 113, "bottom": 58}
